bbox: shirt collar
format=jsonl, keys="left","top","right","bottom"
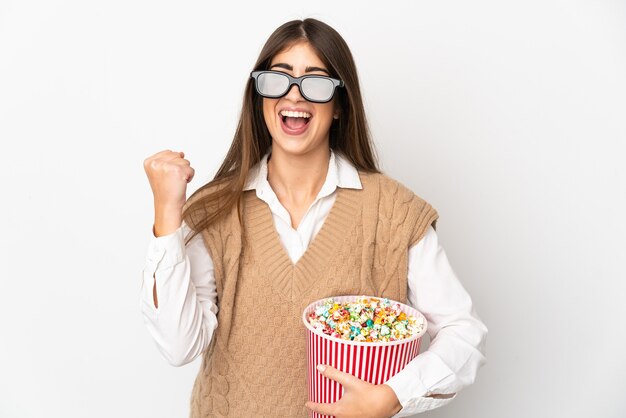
{"left": 243, "top": 146, "right": 362, "bottom": 199}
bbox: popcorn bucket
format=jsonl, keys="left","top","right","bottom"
{"left": 302, "top": 295, "right": 427, "bottom": 418}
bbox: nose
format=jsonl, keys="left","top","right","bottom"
{"left": 284, "top": 83, "right": 304, "bottom": 102}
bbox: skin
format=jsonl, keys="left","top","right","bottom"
{"left": 306, "top": 365, "right": 402, "bottom": 418}
{"left": 263, "top": 41, "right": 402, "bottom": 416}
{"left": 143, "top": 149, "right": 195, "bottom": 308}
{"left": 263, "top": 41, "right": 341, "bottom": 229}
{"left": 143, "top": 40, "right": 453, "bottom": 413}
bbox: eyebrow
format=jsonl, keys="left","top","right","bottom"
{"left": 270, "top": 63, "right": 330, "bottom": 75}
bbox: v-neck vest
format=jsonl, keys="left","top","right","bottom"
{"left": 187, "top": 170, "right": 438, "bottom": 418}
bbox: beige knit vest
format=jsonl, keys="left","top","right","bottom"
{"left": 187, "top": 170, "right": 438, "bottom": 417}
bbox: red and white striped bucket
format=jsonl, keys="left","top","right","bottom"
{"left": 302, "top": 295, "right": 427, "bottom": 418}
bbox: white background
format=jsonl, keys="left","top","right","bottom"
{"left": 1, "top": 1, "right": 625, "bottom": 417}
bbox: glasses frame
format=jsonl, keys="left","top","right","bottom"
{"left": 250, "top": 70, "right": 344, "bottom": 103}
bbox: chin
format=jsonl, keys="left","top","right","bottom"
{"left": 273, "top": 140, "right": 311, "bottom": 156}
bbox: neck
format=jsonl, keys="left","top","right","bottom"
{"left": 266, "top": 146, "right": 330, "bottom": 204}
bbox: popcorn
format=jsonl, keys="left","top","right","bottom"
{"left": 307, "top": 297, "right": 426, "bottom": 342}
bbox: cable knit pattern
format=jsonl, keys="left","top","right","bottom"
{"left": 186, "top": 170, "right": 438, "bottom": 418}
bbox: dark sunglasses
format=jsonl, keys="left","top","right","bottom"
{"left": 250, "top": 70, "right": 344, "bottom": 103}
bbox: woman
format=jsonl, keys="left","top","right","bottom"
{"left": 141, "top": 18, "right": 487, "bottom": 418}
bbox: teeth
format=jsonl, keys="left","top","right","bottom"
{"left": 280, "top": 110, "right": 312, "bottom": 118}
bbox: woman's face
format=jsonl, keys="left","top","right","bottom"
{"left": 262, "top": 41, "right": 339, "bottom": 157}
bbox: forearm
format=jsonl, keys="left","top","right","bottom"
{"left": 141, "top": 259, "right": 215, "bottom": 366}
{"left": 387, "top": 226, "right": 488, "bottom": 416}
{"left": 153, "top": 202, "right": 183, "bottom": 237}
{"left": 140, "top": 225, "right": 218, "bottom": 366}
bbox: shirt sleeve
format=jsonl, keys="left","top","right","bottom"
{"left": 385, "top": 226, "right": 488, "bottom": 416}
{"left": 139, "top": 220, "right": 219, "bottom": 367}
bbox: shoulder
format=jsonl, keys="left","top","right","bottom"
{"left": 359, "top": 170, "right": 436, "bottom": 211}
{"left": 359, "top": 171, "right": 439, "bottom": 242}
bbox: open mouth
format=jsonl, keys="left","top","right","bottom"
{"left": 280, "top": 110, "right": 312, "bottom": 135}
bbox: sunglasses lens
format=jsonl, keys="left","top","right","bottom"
{"left": 301, "top": 78, "right": 335, "bottom": 102}
{"left": 257, "top": 72, "right": 289, "bottom": 97}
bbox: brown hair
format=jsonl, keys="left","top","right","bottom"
{"left": 182, "top": 18, "right": 380, "bottom": 245}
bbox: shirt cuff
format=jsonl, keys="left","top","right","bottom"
{"left": 145, "top": 225, "right": 185, "bottom": 272}
{"left": 141, "top": 226, "right": 186, "bottom": 312}
{"left": 385, "top": 351, "right": 458, "bottom": 416}
{"left": 390, "top": 394, "right": 457, "bottom": 417}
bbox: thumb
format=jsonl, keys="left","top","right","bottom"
{"left": 317, "top": 364, "right": 359, "bottom": 389}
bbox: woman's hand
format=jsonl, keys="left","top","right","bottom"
{"left": 143, "top": 150, "right": 195, "bottom": 236}
{"left": 305, "top": 365, "right": 402, "bottom": 418}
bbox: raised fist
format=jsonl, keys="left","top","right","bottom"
{"left": 143, "top": 150, "right": 195, "bottom": 210}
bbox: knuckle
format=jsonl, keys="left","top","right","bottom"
{"left": 165, "top": 164, "right": 176, "bottom": 174}
{"left": 149, "top": 159, "right": 161, "bottom": 171}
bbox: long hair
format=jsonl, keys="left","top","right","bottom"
{"left": 182, "top": 18, "right": 380, "bottom": 245}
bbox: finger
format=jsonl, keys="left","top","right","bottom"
{"left": 151, "top": 149, "right": 174, "bottom": 158}
{"left": 305, "top": 400, "right": 336, "bottom": 417}
{"left": 171, "top": 158, "right": 191, "bottom": 167}
{"left": 185, "top": 167, "right": 195, "bottom": 183}
{"left": 163, "top": 151, "right": 185, "bottom": 161}
{"left": 317, "top": 364, "right": 359, "bottom": 389}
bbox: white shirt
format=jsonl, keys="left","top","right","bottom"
{"left": 140, "top": 148, "right": 488, "bottom": 417}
